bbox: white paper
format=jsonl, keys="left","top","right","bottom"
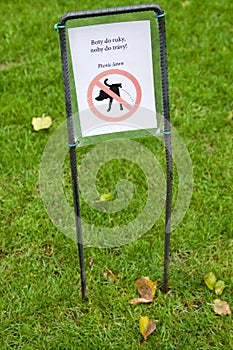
{"left": 68, "top": 20, "right": 157, "bottom": 137}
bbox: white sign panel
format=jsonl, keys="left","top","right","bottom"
{"left": 68, "top": 20, "right": 157, "bottom": 137}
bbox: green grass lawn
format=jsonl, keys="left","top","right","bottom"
{"left": 0, "top": 0, "right": 232, "bottom": 349}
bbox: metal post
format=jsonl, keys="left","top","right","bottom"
{"left": 58, "top": 27, "right": 88, "bottom": 300}
{"left": 157, "top": 14, "right": 173, "bottom": 293}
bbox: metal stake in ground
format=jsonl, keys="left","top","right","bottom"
{"left": 58, "top": 26, "right": 88, "bottom": 300}
{"left": 69, "top": 142, "right": 88, "bottom": 300}
{"left": 157, "top": 12, "right": 173, "bottom": 293}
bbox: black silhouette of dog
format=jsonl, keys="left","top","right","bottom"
{"left": 95, "top": 78, "right": 123, "bottom": 112}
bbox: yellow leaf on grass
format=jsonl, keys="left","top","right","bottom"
{"left": 204, "top": 272, "right": 217, "bottom": 290}
{"left": 95, "top": 193, "right": 115, "bottom": 203}
{"left": 226, "top": 111, "right": 233, "bottom": 122}
{"left": 32, "top": 114, "right": 52, "bottom": 131}
{"left": 182, "top": 1, "right": 190, "bottom": 8}
{"left": 100, "top": 193, "right": 115, "bottom": 201}
{"left": 215, "top": 280, "right": 227, "bottom": 296}
{"left": 139, "top": 316, "right": 156, "bottom": 340}
{"left": 214, "top": 299, "right": 231, "bottom": 315}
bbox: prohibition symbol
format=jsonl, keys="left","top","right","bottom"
{"left": 87, "top": 69, "right": 142, "bottom": 122}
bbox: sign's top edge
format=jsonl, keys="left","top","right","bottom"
{"left": 59, "top": 4, "right": 164, "bottom": 25}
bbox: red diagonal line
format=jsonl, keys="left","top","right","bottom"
{"left": 95, "top": 80, "right": 133, "bottom": 111}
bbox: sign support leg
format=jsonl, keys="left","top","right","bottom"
{"left": 157, "top": 15, "right": 173, "bottom": 293}
{"left": 69, "top": 145, "right": 88, "bottom": 300}
{"left": 59, "top": 27, "right": 88, "bottom": 300}
{"left": 163, "top": 138, "right": 172, "bottom": 293}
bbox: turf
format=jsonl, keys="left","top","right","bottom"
{"left": 0, "top": 0, "right": 232, "bottom": 349}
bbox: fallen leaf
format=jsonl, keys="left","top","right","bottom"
{"left": 204, "top": 272, "right": 217, "bottom": 290}
{"left": 103, "top": 271, "right": 109, "bottom": 280}
{"left": 129, "top": 298, "right": 153, "bottom": 305}
{"left": 100, "top": 193, "right": 115, "bottom": 201}
{"left": 41, "top": 243, "right": 54, "bottom": 257}
{"left": 95, "top": 193, "right": 115, "bottom": 203}
{"left": 32, "top": 114, "right": 52, "bottom": 131}
{"left": 104, "top": 267, "right": 120, "bottom": 282}
{"left": 182, "top": 1, "right": 190, "bottom": 8}
{"left": 88, "top": 257, "right": 94, "bottom": 267}
{"left": 139, "top": 316, "right": 156, "bottom": 340}
{"left": 0, "top": 61, "right": 20, "bottom": 71}
{"left": 214, "top": 299, "right": 231, "bottom": 315}
{"left": 215, "top": 280, "right": 227, "bottom": 296}
{"left": 226, "top": 111, "right": 233, "bottom": 122}
{"left": 135, "top": 276, "right": 157, "bottom": 300}
{"left": 129, "top": 277, "right": 157, "bottom": 304}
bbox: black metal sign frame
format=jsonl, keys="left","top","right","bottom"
{"left": 55, "top": 4, "right": 172, "bottom": 299}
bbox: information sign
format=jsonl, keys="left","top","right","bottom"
{"left": 68, "top": 21, "right": 157, "bottom": 137}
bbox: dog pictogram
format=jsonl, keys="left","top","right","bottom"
{"left": 87, "top": 69, "right": 142, "bottom": 122}
{"left": 95, "top": 78, "right": 123, "bottom": 112}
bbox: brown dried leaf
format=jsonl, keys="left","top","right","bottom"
{"left": 214, "top": 299, "right": 231, "bottom": 315}
{"left": 139, "top": 316, "right": 156, "bottom": 340}
{"left": 129, "top": 297, "right": 153, "bottom": 305}
{"left": 135, "top": 276, "right": 157, "bottom": 300}
{"left": 103, "top": 271, "right": 109, "bottom": 280}
{"left": 104, "top": 267, "right": 120, "bottom": 282}
{"left": 88, "top": 257, "right": 94, "bottom": 267}
{"left": 0, "top": 61, "right": 20, "bottom": 71}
